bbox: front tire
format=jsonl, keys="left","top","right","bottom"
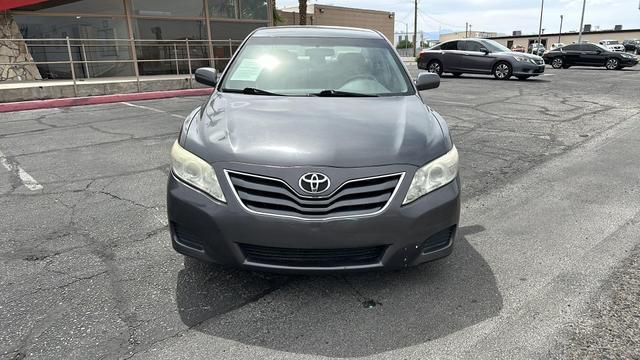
{"left": 493, "top": 62, "right": 512, "bottom": 80}
{"left": 551, "top": 57, "right": 564, "bottom": 69}
{"left": 427, "top": 60, "right": 443, "bottom": 76}
{"left": 605, "top": 58, "right": 619, "bottom": 70}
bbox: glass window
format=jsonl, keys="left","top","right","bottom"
{"left": 562, "top": 44, "right": 580, "bottom": 51}
{"left": 130, "top": 0, "right": 204, "bottom": 17}
{"left": 440, "top": 41, "right": 458, "bottom": 51}
{"left": 209, "top": 0, "right": 236, "bottom": 19}
{"left": 239, "top": 0, "right": 267, "bottom": 20}
{"left": 462, "top": 41, "right": 483, "bottom": 52}
{"left": 133, "top": 19, "right": 206, "bottom": 40}
{"left": 220, "top": 36, "right": 414, "bottom": 96}
{"left": 13, "top": 0, "right": 125, "bottom": 14}
{"left": 13, "top": 16, "right": 133, "bottom": 79}
{"left": 132, "top": 19, "right": 208, "bottom": 76}
{"left": 480, "top": 39, "right": 511, "bottom": 53}
{"left": 211, "top": 20, "right": 265, "bottom": 40}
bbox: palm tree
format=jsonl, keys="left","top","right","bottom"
{"left": 298, "top": 0, "right": 307, "bottom": 25}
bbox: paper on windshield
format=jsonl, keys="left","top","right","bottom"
{"left": 229, "top": 58, "right": 262, "bottom": 82}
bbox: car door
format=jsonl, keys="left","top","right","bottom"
{"left": 458, "top": 40, "right": 495, "bottom": 74}
{"left": 580, "top": 44, "right": 606, "bottom": 66}
{"left": 439, "top": 40, "right": 464, "bottom": 72}
{"left": 560, "top": 44, "right": 582, "bottom": 65}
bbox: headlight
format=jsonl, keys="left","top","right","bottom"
{"left": 170, "top": 141, "right": 226, "bottom": 203}
{"left": 403, "top": 146, "right": 459, "bottom": 205}
{"left": 512, "top": 55, "right": 536, "bottom": 64}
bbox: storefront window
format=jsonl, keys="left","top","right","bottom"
{"left": 133, "top": 19, "right": 208, "bottom": 75}
{"left": 208, "top": 0, "right": 236, "bottom": 19}
{"left": 130, "top": 0, "right": 204, "bottom": 17}
{"left": 239, "top": 0, "right": 267, "bottom": 20}
{"left": 211, "top": 20, "right": 265, "bottom": 40}
{"left": 14, "top": 16, "right": 133, "bottom": 79}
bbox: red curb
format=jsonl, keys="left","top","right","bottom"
{"left": 0, "top": 88, "right": 214, "bottom": 113}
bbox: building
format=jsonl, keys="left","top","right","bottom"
{"left": 277, "top": 4, "right": 394, "bottom": 43}
{"left": 439, "top": 30, "right": 500, "bottom": 43}
{"left": 489, "top": 28, "right": 640, "bottom": 49}
{"left": 0, "top": 0, "right": 273, "bottom": 82}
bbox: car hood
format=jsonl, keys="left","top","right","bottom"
{"left": 183, "top": 92, "right": 448, "bottom": 168}
{"left": 505, "top": 52, "right": 543, "bottom": 60}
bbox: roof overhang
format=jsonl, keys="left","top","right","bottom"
{"left": 1, "top": 0, "right": 48, "bottom": 11}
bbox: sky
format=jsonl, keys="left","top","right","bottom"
{"left": 276, "top": 0, "right": 640, "bottom": 38}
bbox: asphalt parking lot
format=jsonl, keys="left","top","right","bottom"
{"left": 1, "top": 65, "right": 639, "bottom": 359}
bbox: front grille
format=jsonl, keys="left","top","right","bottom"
{"left": 226, "top": 171, "right": 403, "bottom": 219}
{"left": 239, "top": 243, "right": 387, "bottom": 267}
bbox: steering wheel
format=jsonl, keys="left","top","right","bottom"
{"left": 340, "top": 74, "right": 378, "bottom": 86}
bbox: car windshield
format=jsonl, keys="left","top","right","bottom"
{"left": 220, "top": 36, "right": 414, "bottom": 97}
{"left": 604, "top": 40, "right": 619, "bottom": 44}
{"left": 480, "top": 39, "right": 511, "bottom": 53}
{"left": 595, "top": 44, "right": 610, "bottom": 51}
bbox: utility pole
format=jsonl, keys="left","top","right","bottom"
{"left": 465, "top": 22, "right": 468, "bottom": 38}
{"left": 558, "top": 15, "right": 563, "bottom": 43}
{"left": 412, "top": 0, "right": 418, "bottom": 57}
{"left": 536, "top": 0, "right": 544, "bottom": 54}
{"left": 578, "top": 0, "right": 586, "bottom": 43}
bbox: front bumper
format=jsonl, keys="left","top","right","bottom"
{"left": 513, "top": 61, "right": 546, "bottom": 76}
{"left": 620, "top": 57, "right": 639, "bottom": 67}
{"left": 167, "top": 163, "right": 461, "bottom": 273}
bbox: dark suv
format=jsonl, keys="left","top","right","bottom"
{"left": 623, "top": 39, "right": 639, "bottom": 54}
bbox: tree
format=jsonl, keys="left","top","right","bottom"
{"left": 298, "top": 0, "right": 307, "bottom": 25}
{"left": 396, "top": 39, "right": 413, "bottom": 49}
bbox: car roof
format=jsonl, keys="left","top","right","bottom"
{"left": 251, "top": 26, "right": 384, "bottom": 39}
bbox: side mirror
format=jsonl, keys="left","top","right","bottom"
{"left": 415, "top": 72, "right": 440, "bottom": 91}
{"left": 194, "top": 67, "right": 217, "bottom": 87}
{"left": 480, "top": 47, "right": 489, "bottom": 54}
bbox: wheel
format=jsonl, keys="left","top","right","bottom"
{"left": 493, "top": 62, "right": 512, "bottom": 80}
{"left": 516, "top": 75, "right": 531, "bottom": 80}
{"left": 452, "top": 72, "right": 462, "bottom": 77}
{"left": 605, "top": 58, "right": 619, "bottom": 70}
{"left": 551, "top": 57, "right": 564, "bottom": 69}
{"left": 427, "top": 60, "right": 443, "bottom": 76}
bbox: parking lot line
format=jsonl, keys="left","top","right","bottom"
{"left": 120, "top": 101, "right": 186, "bottom": 119}
{"left": 0, "top": 150, "right": 43, "bottom": 191}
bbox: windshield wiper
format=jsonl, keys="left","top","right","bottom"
{"left": 224, "top": 87, "right": 284, "bottom": 96}
{"left": 310, "top": 90, "right": 379, "bottom": 97}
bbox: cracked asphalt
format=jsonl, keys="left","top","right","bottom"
{"left": 1, "top": 65, "right": 639, "bottom": 359}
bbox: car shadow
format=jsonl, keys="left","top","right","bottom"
{"left": 438, "top": 74, "right": 552, "bottom": 82}
{"left": 175, "top": 224, "right": 502, "bottom": 357}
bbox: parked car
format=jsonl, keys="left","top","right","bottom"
{"left": 418, "top": 38, "right": 545, "bottom": 80}
{"left": 599, "top": 40, "right": 625, "bottom": 52}
{"left": 512, "top": 45, "right": 526, "bottom": 53}
{"left": 543, "top": 43, "right": 638, "bottom": 70}
{"left": 528, "top": 43, "right": 546, "bottom": 56}
{"left": 169, "top": 26, "right": 460, "bottom": 272}
{"left": 622, "top": 39, "right": 639, "bottom": 54}
{"left": 550, "top": 43, "right": 565, "bottom": 50}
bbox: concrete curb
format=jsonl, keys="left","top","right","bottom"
{"left": 0, "top": 88, "right": 214, "bottom": 113}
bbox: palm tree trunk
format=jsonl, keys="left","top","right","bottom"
{"left": 298, "top": 0, "right": 307, "bottom": 25}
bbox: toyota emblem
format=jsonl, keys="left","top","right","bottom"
{"left": 298, "top": 172, "right": 331, "bottom": 194}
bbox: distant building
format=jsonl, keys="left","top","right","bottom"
{"left": 277, "top": 4, "right": 394, "bottom": 43}
{"left": 439, "top": 30, "right": 501, "bottom": 43}
{"left": 489, "top": 28, "right": 640, "bottom": 49}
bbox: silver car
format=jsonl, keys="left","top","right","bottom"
{"left": 418, "top": 39, "right": 546, "bottom": 80}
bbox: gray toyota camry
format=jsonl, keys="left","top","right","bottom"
{"left": 167, "top": 26, "right": 460, "bottom": 273}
